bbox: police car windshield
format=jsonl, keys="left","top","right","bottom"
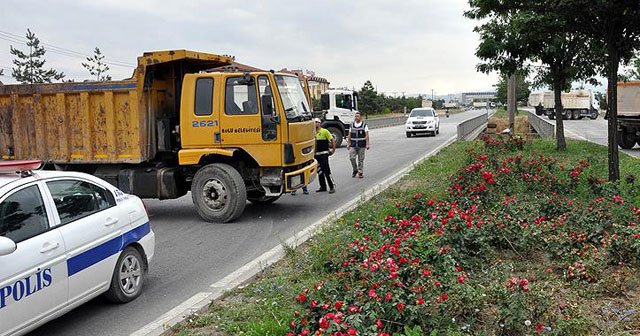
{"left": 275, "top": 75, "right": 311, "bottom": 121}
{"left": 410, "top": 109, "right": 434, "bottom": 117}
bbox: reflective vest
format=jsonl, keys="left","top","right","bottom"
{"left": 349, "top": 122, "right": 367, "bottom": 148}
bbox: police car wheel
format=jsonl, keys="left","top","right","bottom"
{"left": 192, "top": 163, "right": 247, "bottom": 223}
{"left": 105, "top": 247, "right": 145, "bottom": 303}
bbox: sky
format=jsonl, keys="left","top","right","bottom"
{"left": 0, "top": 0, "right": 499, "bottom": 96}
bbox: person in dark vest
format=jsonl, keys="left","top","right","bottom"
{"left": 313, "top": 118, "right": 336, "bottom": 193}
{"left": 346, "top": 111, "right": 369, "bottom": 178}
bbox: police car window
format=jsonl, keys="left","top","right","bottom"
{"left": 46, "top": 180, "right": 115, "bottom": 225}
{"left": 0, "top": 185, "right": 49, "bottom": 243}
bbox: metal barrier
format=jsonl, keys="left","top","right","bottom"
{"left": 365, "top": 115, "right": 407, "bottom": 129}
{"left": 457, "top": 113, "right": 488, "bottom": 140}
{"left": 527, "top": 110, "right": 555, "bottom": 138}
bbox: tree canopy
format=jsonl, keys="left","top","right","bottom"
{"left": 10, "top": 29, "right": 65, "bottom": 84}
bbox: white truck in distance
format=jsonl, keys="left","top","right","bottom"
{"left": 316, "top": 89, "right": 358, "bottom": 147}
{"left": 472, "top": 101, "right": 488, "bottom": 109}
{"left": 528, "top": 92, "right": 545, "bottom": 115}
{"left": 616, "top": 81, "right": 640, "bottom": 149}
{"left": 542, "top": 90, "right": 599, "bottom": 120}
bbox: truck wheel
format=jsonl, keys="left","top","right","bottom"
{"left": 248, "top": 195, "right": 280, "bottom": 205}
{"left": 327, "top": 127, "right": 343, "bottom": 147}
{"left": 572, "top": 110, "right": 580, "bottom": 120}
{"left": 589, "top": 112, "right": 598, "bottom": 120}
{"left": 406, "top": 132, "right": 412, "bottom": 138}
{"left": 549, "top": 113, "right": 555, "bottom": 120}
{"left": 191, "top": 163, "right": 247, "bottom": 223}
{"left": 105, "top": 247, "right": 145, "bottom": 303}
{"left": 619, "top": 132, "right": 636, "bottom": 149}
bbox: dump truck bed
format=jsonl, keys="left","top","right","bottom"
{"left": 0, "top": 50, "right": 233, "bottom": 163}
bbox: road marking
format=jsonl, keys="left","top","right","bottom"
{"left": 131, "top": 135, "right": 458, "bottom": 336}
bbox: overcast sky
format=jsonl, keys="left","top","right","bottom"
{"left": 0, "top": 0, "right": 498, "bottom": 96}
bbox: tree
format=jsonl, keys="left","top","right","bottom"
{"left": 10, "top": 29, "right": 65, "bottom": 84}
{"left": 82, "top": 47, "right": 112, "bottom": 81}
{"left": 358, "top": 80, "right": 379, "bottom": 116}
{"left": 494, "top": 74, "right": 531, "bottom": 105}
{"left": 466, "top": 1, "right": 597, "bottom": 151}
{"left": 559, "top": 0, "right": 640, "bottom": 181}
{"left": 622, "top": 54, "right": 640, "bottom": 80}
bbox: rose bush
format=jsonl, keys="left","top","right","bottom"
{"left": 287, "top": 136, "right": 640, "bottom": 336}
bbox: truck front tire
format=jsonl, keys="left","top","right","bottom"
{"left": 191, "top": 163, "right": 247, "bottom": 223}
{"left": 326, "top": 127, "right": 343, "bottom": 148}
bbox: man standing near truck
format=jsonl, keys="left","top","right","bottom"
{"left": 346, "top": 111, "right": 369, "bottom": 178}
{"left": 314, "top": 118, "right": 336, "bottom": 193}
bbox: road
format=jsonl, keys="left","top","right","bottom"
{"left": 29, "top": 110, "right": 486, "bottom": 336}
{"left": 533, "top": 113, "right": 640, "bottom": 158}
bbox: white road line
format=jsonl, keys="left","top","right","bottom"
{"left": 132, "top": 135, "right": 458, "bottom": 336}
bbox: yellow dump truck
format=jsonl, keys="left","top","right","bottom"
{"left": 0, "top": 50, "right": 317, "bottom": 222}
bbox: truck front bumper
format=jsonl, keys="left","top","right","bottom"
{"left": 284, "top": 159, "right": 318, "bottom": 192}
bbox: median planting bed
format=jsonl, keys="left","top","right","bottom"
{"left": 171, "top": 137, "right": 640, "bottom": 336}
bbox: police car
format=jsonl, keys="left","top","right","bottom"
{"left": 0, "top": 160, "right": 154, "bottom": 336}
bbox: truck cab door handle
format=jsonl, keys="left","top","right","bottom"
{"left": 40, "top": 242, "right": 60, "bottom": 253}
{"left": 214, "top": 132, "right": 221, "bottom": 143}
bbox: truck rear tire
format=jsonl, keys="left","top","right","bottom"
{"left": 326, "top": 127, "right": 343, "bottom": 148}
{"left": 572, "top": 110, "right": 579, "bottom": 120}
{"left": 191, "top": 163, "right": 247, "bottom": 223}
{"left": 619, "top": 131, "right": 636, "bottom": 149}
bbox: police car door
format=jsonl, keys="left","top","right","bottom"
{"left": 0, "top": 182, "right": 67, "bottom": 336}
{"left": 45, "top": 179, "right": 125, "bottom": 306}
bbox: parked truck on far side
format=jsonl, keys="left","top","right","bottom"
{"left": 0, "top": 50, "right": 318, "bottom": 222}
{"left": 616, "top": 81, "right": 640, "bottom": 149}
{"left": 543, "top": 89, "right": 599, "bottom": 120}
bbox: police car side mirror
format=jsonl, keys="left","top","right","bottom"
{"left": 0, "top": 236, "right": 17, "bottom": 256}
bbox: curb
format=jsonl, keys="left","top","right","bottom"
{"left": 131, "top": 135, "right": 458, "bottom": 336}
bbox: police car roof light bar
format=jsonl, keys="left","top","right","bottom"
{"left": 0, "top": 160, "right": 43, "bottom": 177}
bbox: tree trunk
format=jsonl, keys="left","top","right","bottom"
{"left": 553, "top": 81, "right": 566, "bottom": 151}
{"left": 508, "top": 75, "right": 516, "bottom": 131}
{"left": 607, "top": 48, "right": 620, "bottom": 181}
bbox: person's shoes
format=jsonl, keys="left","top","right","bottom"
{"left": 358, "top": 172, "right": 364, "bottom": 178}
{"left": 290, "top": 191, "right": 297, "bottom": 195}
{"left": 329, "top": 188, "right": 335, "bottom": 194}
{"left": 303, "top": 189, "right": 309, "bottom": 195}
{"left": 316, "top": 188, "right": 327, "bottom": 192}
{"left": 352, "top": 171, "right": 357, "bottom": 178}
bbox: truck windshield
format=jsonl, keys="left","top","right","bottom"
{"left": 275, "top": 75, "right": 311, "bottom": 121}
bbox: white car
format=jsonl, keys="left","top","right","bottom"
{"left": 405, "top": 107, "right": 440, "bottom": 137}
{"left": 0, "top": 160, "right": 155, "bottom": 336}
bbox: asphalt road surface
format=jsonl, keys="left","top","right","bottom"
{"left": 534, "top": 112, "right": 640, "bottom": 158}
{"left": 30, "top": 110, "right": 487, "bottom": 336}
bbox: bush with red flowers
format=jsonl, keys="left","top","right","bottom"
{"left": 287, "top": 139, "right": 640, "bottom": 336}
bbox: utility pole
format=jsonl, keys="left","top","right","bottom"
{"left": 507, "top": 74, "right": 516, "bottom": 131}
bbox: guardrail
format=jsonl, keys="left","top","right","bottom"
{"left": 527, "top": 110, "right": 555, "bottom": 138}
{"left": 457, "top": 113, "right": 488, "bottom": 140}
{"left": 365, "top": 115, "right": 407, "bottom": 129}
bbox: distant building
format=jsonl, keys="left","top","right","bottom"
{"left": 280, "top": 68, "right": 330, "bottom": 100}
{"left": 461, "top": 91, "right": 496, "bottom": 105}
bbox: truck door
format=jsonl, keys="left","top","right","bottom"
{"left": 221, "top": 75, "right": 281, "bottom": 166}
{"left": 335, "top": 92, "right": 355, "bottom": 124}
{"left": 185, "top": 77, "right": 221, "bottom": 147}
